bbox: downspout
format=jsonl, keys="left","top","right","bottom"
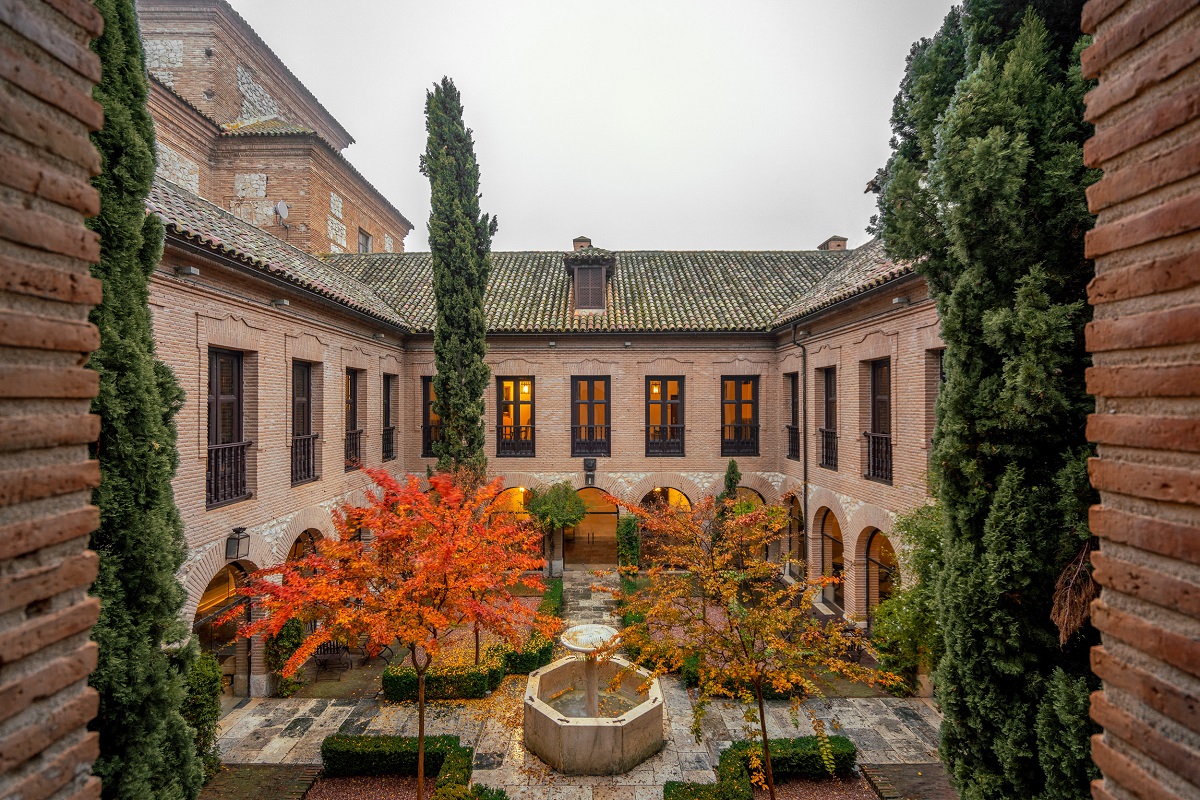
{"left": 792, "top": 323, "right": 808, "bottom": 582}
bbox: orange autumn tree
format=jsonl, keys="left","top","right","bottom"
{"left": 612, "top": 493, "right": 899, "bottom": 800}
{"left": 231, "top": 468, "right": 555, "bottom": 800}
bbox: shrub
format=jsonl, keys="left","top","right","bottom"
{"left": 321, "top": 734, "right": 472, "bottom": 788}
{"left": 182, "top": 651, "right": 223, "bottom": 781}
{"left": 499, "top": 633, "right": 554, "bottom": 674}
{"left": 617, "top": 515, "right": 641, "bottom": 567}
{"left": 663, "top": 736, "right": 856, "bottom": 800}
{"left": 265, "top": 618, "right": 306, "bottom": 697}
{"left": 382, "top": 649, "right": 506, "bottom": 702}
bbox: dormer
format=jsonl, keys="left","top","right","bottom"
{"left": 564, "top": 237, "right": 615, "bottom": 312}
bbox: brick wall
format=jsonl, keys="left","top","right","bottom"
{"left": 774, "top": 276, "right": 941, "bottom": 620}
{"left": 1080, "top": 2, "right": 1200, "bottom": 798}
{"left": 148, "top": 79, "right": 216, "bottom": 196}
{"left": 0, "top": 0, "right": 105, "bottom": 797}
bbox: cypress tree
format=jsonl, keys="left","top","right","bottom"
{"left": 877, "top": 9, "right": 1098, "bottom": 799}
{"left": 87, "top": 1, "right": 201, "bottom": 797}
{"left": 420, "top": 77, "right": 497, "bottom": 475}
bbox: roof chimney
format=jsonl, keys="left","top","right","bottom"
{"left": 572, "top": 235, "right": 592, "bottom": 252}
{"left": 817, "top": 235, "right": 848, "bottom": 251}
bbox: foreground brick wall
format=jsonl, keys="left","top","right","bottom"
{"left": 1080, "top": 1, "right": 1200, "bottom": 798}
{"left": 0, "top": 0, "right": 105, "bottom": 797}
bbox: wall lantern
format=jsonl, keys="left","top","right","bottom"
{"left": 583, "top": 458, "right": 597, "bottom": 486}
{"left": 226, "top": 527, "right": 250, "bottom": 560}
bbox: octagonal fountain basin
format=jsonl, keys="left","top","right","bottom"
{"left": 523, "top": 655, "right": 664, "bottom": 775}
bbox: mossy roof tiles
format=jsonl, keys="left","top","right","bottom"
{"left": 771, "top": 238, "right": 912, "bottom": 326}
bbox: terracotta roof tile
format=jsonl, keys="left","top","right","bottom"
{"left": 772, "top": 238, "right": 913, "bottom": 326}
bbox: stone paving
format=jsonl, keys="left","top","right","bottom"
{"left": 214, "top": 570, "right": 946, "bottom": 799}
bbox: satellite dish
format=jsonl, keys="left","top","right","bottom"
{"left": 274, "top": 200, "right": 289, "bottom": 220}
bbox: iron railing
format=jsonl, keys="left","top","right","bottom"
{"left": 819, "top": 428, "right": 838, "bottom": 470}
{"left": 421, "top": 424, "right": 441, "bottom": 458}
{"left": 291, "top": 433, "right": 318, "bottom": 485}
{"left": 786, "top": 425, "right": 800, "bottom": 460}
{"left": 645, "top": 424, "right": 685, "bottom": 456}
{"left": 382, "top": 426, "right": 395, "bottom": 461}
{"left": 496, "top": 425, "right": 535, "bottom": 457}
{"left": 864, "top": 431, "right": 892, "bottom": 482}
{"left": 571, "top": 424, "right": 610, "bottom": 457}
{"left": 344, "top": 429, "right": 362, "bottom": 471}
{"left": 721, "top": 424, "right": 760, "bottom": 457}
{"left": 207, "top": 441, "right": 251, "bottom": 507}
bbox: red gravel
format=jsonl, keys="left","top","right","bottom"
{"left": 305, "top": 775, "right": 419, "bottom": 800}
{"left": 753, "top": 775, "right": 877, "bottom": 800}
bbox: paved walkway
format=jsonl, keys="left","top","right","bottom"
{"left": 214, "top": 570, "right": 946, "bottom": 798}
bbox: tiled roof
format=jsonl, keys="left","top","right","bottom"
{"left": 326, "top": 249, "right": 855, "bottom": 334}
{"left": 772, "top": 238, "right": 913, "bottom": 326}
{"left": 146, "top": 177, "right": 410, "bottom": 329}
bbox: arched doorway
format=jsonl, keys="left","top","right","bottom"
{"left": 641, "top": 487, "right": 691, "bottom": 511}
{"left": 864, "top": 528, "right": 899, "bottom": 628}
{"left": 565, "top": 488, "right": 619, "bottom": 567}
{"left": 192, "top": 563, "right": 251, "bottom": 696}
{"left": 817, "top": 508, "right": 844, "bottom": 610}
{"left": 787, "top": 497, "right": 805, "bottom": 577}
{"left": 287, "top": 528, "right": 322, "bottom": 561}
{"left": 493, "top": 486, "right": 532, "bottom": 518}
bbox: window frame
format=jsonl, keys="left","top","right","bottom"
{"left": 720, "top": 375, "right": 760, "bottom": 457}
{"left": 574, "top": 265, "right": 605, "bottom": 310}
{"left": 344, "top": 368, "right": 362, "bottom": 471}
{"left": 871, "top": 359, "right": 891, "bottom": 436}
{"left": 571, "top": 375, "right": 611, "bottom": 457}
{"left": 208, "top": 348, "right": 244, "bottom": 447}
{"left": 358, "top": 229, "right": 372, "bottom": 254}
{"left": 495, "top": 376, "right": 536, "bottom": 458}
{"left": 382, "top": 373, "right": 396, "bottom": 462}
{"left": 644, "top": 375, "right": 685, "bottom": 457}
{"left": 422, "top": 376, "right": 440, "bottom": 458}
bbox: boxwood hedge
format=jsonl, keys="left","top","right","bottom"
{"left": 663, "top": 736, "right": 857, "bottom": 800}
{"left": 320, "top": 734, "right": 472, "bottom": 785}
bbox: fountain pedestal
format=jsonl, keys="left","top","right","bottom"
{"left": 522, "top": 624, "right": 665, "bottom": 775}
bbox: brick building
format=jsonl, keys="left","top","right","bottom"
{"left": 135, "top": 0, "right": 940, "bottom": 698}
{"left": 0, "top": 0, "right": 106, "bottom": 797}
{"left": 1080, "top": 0, "right": 1200, "bottom": 797}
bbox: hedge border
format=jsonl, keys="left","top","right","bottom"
{"left": 320, "top": 734, "right": 472, "bottom": 786}
{"left": 663, "top": 736, "right": 857, "bottom": 800}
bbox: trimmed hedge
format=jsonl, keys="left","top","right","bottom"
{"left": 663, "top": 736, "right": 856, "bottom": 800}
{"left": 321, "top": 734, "right": 472, "bottom": 785}
{"left": 539, "top": 578, "right": 563, "bottom": 618}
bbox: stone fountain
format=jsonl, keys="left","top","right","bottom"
{"left": 523, "top": 624, "right": 664, "bottom": 775}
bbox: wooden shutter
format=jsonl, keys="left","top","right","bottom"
{"left": 576, "top": 266, "right": 604, "bottom": 309}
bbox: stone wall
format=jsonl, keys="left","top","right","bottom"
{"left": 1080, "top": 1, "right": 1200, "bottom": 798}
{"left": 0, "top": 0, "right": 106, "bottom": 797}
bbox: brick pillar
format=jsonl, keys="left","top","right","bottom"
{"left": 233, "top": 637, "right": 250, "bottom": 697}
{"left": 248, "top": 605, "right": 271, "bottom": 697}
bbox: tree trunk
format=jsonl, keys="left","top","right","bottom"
{"left": 474, "top": 622, "right": 480, "bottom": 665}
{"left": 417, "top": 671, "right": 426, "bottom": 800}
{"left": 756, "top": 680, "right": 776, "bottom": 800}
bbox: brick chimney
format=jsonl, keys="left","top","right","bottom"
{"left": 572, "top": 235, "right": 592, "bottom": 252}
{"left": 817, "top": 235, "right": 848, "bottom": 251}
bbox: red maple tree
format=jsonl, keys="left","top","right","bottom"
{"left": 230, "top": 468, "right": 555, "bottom": 799}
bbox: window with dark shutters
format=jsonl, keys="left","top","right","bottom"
{"left": 575, "top": 266, "right": 604, "bottom": 310}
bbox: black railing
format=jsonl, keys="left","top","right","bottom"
{"left": 645, "top": 424, "right": 685, "bottom": 456}
{"left": 382, "top": 426, "right": 395, "bottom": 461}
{"left": 721, "top": 424, "right": 759, "bottom": 456}
{"left": 421, "top": 424, "right": 441, "bottom": 458}
{"left": 344, "top": 429, "right": 362, "bottom": 471}
{"left": 571, "top": 425, "right": 610, "bottom": 457}
{"left": 496, "top": 425, "right": 535, "bottom": 457}
{"left": 291, "top": 433, "right": 318, "bottom": 485}
{"left": 865, "top": 432, "right": 892, "bottom": 482}
{"left": 786, "top": 425, "right": 800, "bottom": 460}
{"left": 819, "top": 428, "right": 838, "bottom": 470}
{"left": 206, "top": 441, "right": 251, "bottom": 507}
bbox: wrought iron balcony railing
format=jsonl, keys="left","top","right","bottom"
{"left": 421, "top": 424, "right": 441, "bottom": 458}
{"left": 786, "top": 424, "right": 800, "bottom": 460}
{"left": 291, "top": 433, "right": 318, "bottom": 485}
{"left": 382, "top": 426, "right": 396, "bottom": 462}
{"left": 819, "top": 427, "right": 838, "bottom": 470}
{"left": 207, "top": 440, "right": 252, "bottom": 507}
{"left": 496, "top": 425, "right": 535, "bottom": 457}
{"left": 571, "top": 424, "right": 610, "bottom": 457}
{"left": 721, "top": 424, "right": 760, "bottom": 457}
{"left": 645, "top": 424, "right": 684, "bottom": 456}
{"left": 344, "top": 428, "right": 362, "bottom": 471}
{"left": 864, "top": 431, "right": 892, "bottom": 483}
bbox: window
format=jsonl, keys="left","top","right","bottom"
{"left": 571, "top": 376, "right": 610, "bottom": 456}
{"left": 345, "top": 368, "right": 362, "bottom": 470}
{"left": 819, "top": 367, "right": 837, "bottom": 470}
{"left": 496, "top": 377, "right": 534, "bottom": 457}
{"left": 291, "top": 361, "right": 317, "bottom": 484}
{"left": 574, "top": 265, "right": 605, "bottom": 310}
{"left": 645, "top": 376, "right": 684, "bottom": 456}
{"left": 382, "top": 374, "right": 396, "bottom": 461}
{"left": 721, "top": 376, "right": 759, "bottom": 456}
{"left": 866, "top": 359, "right": 892, "bottom": 482}
{"left": 358, "top": 229, "right": 372, "bottom": 253}
{"left": 207, "top": 349, "right": 250, "bottom": 507}
{"left": 422, "top": 377, "right": 440, "bottom": 458}
{"left": 785, "top": 372, "right": 800, "bottom": 460}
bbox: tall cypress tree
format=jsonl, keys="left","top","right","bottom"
{"left": 420, "top": 77, "right": 497, "bottom": 475}
{"left": 87, "top": 1, "right": 201, "bottom": 797}
{"left": 877, "top": 9, "right": 1098, "bottom": 800}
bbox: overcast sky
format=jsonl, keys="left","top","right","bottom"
{"left": 225, "top": 1, "right": 957, "bottom": 252}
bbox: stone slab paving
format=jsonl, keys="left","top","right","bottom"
{"left": 214, "top": 570, "right": 947, "bottom": 799}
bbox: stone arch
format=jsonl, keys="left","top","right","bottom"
{"left": 806, "top": 486, "right": 849, "bottom": 541}
{"left": 854, "top": 527, "right": 899, "bottom": 627}
{"left": 810, "top": 499, "right": 848, "bottom": 612}
{"left": 736, "top": 472, "right": 779, "bottom": 505}
{"left": 624, "top": 472, "right": 706, "bottom": 508}
{"left": 273, "top": 505, "right": 336, "bottom": 564}
{"left": 490, "top": 470, "right": 552, "bottom": 495}
{"left": 181, "top": 542, "right": 261, "bottom": 624}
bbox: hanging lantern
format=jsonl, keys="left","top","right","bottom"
{"left": 226, "top": 527, "right": 250, "bottom": 560}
